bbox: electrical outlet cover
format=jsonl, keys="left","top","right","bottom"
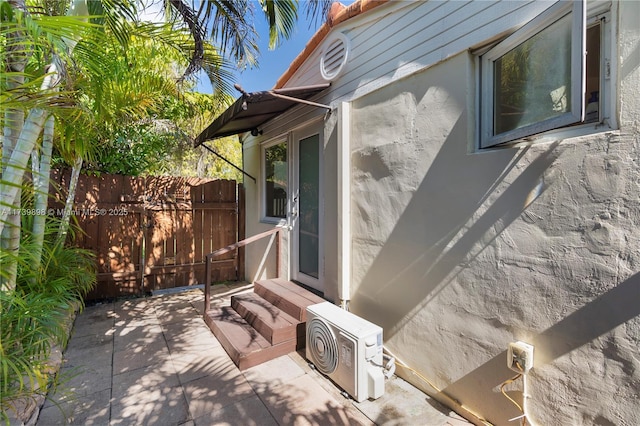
{"left": 507, "top": 341, "right": 534, "bottom": 373}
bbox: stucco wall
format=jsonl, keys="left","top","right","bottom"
{"left": 241, "top": 141, "right": 286, "bottom": 282}
{"left": 348, "top": 8, "right": 640, "bottom": 425}
{"left": 322, "top": 111, "right": 340, "bottom": 303}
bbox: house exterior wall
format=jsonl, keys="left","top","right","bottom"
{"left": 283, "top": 0, "right": 552, "bottom": 104}
{"left": 348, "top": 3, "right": 640, "bottom": 426}
{"left": 242, "top": 110, "right": 341, "bottom": 303}
{"left": 240, "top": 142, "right": 282, "bottom": 282}
{"left": 240, "top": 0, "right": 639, "bottom": 424}
{"left": 241, "top": 0, "right": 555, "bottom": 287}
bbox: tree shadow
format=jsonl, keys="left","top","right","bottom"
{"left": 352, "top": 112, "right": 560, "bottom": 338}
{"left": 442, "top": 272, "right": 640, "bottom": 423}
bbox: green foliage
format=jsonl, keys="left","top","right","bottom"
{"left": 88, "top": 122, "right": 176, "bottom": 176}
{"left": 160, "top": 136, "right": 243, "bottom": 181}
{"left": 0, "top": 217, "right": 96, "bottom": 422}
{"left": 262, "top": 0, "right": 298, "bottom": 50}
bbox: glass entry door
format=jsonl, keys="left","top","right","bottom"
{"left": 292, "top": 133, "right": 322, "bottom": 292}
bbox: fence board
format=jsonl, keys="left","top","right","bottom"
{"left": 50, "top": 172, "right": 241, "bottom": 300}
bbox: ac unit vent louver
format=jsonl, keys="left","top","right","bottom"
{"left": 320, "top": 34, "right": 349, "bottom": 81}
{"left": 306, "top": 302, "right": 384, "bottom": 402}
{"left": 308, "top": 318, "right": 339, "bottom": 374}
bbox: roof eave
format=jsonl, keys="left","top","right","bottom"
{"left": 274, "top": 0, "right": 391, "bottom": 89}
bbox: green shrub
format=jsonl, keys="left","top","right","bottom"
{"left": 0, "top": 221, "right": 96, "bottom": 422}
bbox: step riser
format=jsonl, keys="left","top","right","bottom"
{"left": 231, "top": 296, "right": 297, "bottom": 345}
{"left": 204, "top": 308, "right": 297, "bottom": 371}
{"left": 236, "top": 340, "right": 296, "bottom": 370}
{"left": 204, "top": 279, "right": 324, "bottom": 370}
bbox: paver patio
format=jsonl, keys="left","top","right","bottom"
{"left": 36, "top": 283, "right": 472, "bottom": 425}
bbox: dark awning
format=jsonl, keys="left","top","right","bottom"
{"left": 194, "top": 83, "right": 331, "bottom": 146}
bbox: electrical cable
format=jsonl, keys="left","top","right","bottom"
{"left": 499, "top": 373, "right": 528, "bottom": 426}
{"left": 500, "top": 373, "right": 523, "bottom": 412}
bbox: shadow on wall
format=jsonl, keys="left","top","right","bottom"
{"left": 443, "top": 271, "right": 640, "bottom": 423}
{"left": 350, "top": 104, "right": 639, "bottom": 423}
{"left": 352, "top": 113, "right": 561, "bottom": 336}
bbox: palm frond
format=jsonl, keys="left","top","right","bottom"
{"left": 197, "top": 0, "right": 258, "bottom": 68}
{"left": 261, "top": 0, "right": 298, "bottom": 50}
{"left": 304, "top": 0, "right": 332, "bottom": 26}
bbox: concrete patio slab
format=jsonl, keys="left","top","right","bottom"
{"left": 354, "top": 376, "right": 470, "bottom": 426}
{"left": 182, "top": 369, "right": 255, "bottom": 419}
{"left": 111, "top": 363, "right": 181, "bottom": 398}
{"left": 36, "top": 284, "right": 473, "bottom": 426}
{"left": 112, "top": 323, "right": 164, "bottom": 351}
{"left": 109, "top": 385, "right": 190, "bottom": 426}
{"left": 171, "top": 346, "right": 235, "bottom": 384}
{"left": 38, "top": 387, "right": 111, "bottom": 426}
{"left": 241, "top": 354, "right": 307, "bottom": 392}
{"left": 193, "top": 394, "right": 278, "bottom": 426}
{"left": 47, "top": 363, "right": 112, "bottom": 402}
{"left": 112, "top": 338, "right": 171, "bottom": 375}
{"left": 258, "top": 374, "right": 373, "bottom": 426}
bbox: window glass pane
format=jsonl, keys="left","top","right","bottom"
{"left": 494, "top": 14, "right": 572, "bottom": 135}
{"left": 298, "top": 135, "right": 319, "bottom": 279}
{"left": 585, "top": 23, "right": 601, "bottom": 122}
{"left": 265, "top": 143, "right": 287, "bottom": 218}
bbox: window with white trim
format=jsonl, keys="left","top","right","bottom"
{"left": 479, "top": 1, "right": 613, "bottom": 149}
{"left": 263, "top": 141, "right": 288, "bottom": 220}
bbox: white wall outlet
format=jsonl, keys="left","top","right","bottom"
{"left": 507, "top": 341, "right": 534, "bottom": 373}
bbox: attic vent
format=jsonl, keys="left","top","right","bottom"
{"left": 320, "top": 33, "right": 349, "bottom": 81}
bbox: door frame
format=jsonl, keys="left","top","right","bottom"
{"left": 290, "top": 125, "right": 324, "bottom": 292}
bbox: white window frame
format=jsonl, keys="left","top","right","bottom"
{"left": 261, "top": 138, "right": 289, "bottom": 224}
{"left": 479, "top": 0, "right": 590, "bottom": 149}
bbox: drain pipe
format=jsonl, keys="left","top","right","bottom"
{"left": 337, "top": 102, "right": 351, "bottom": 310}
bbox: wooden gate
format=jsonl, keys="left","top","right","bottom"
{"left": 51, "top": 173, "right": 242, "bottom": 301}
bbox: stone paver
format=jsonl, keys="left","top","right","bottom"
{"left": 36, "top": 284, "right": 473, "bottom": 426}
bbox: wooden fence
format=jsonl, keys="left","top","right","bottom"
{"left": 50, "top": 172, "right": 244, "bottom": 301}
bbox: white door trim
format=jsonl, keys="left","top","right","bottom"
{"left": 290, "top": 126, "right": 324, "bottom": 292}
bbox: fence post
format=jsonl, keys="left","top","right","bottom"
{"left": 276, "top": 229, "right": 281, "bottom": 278}
{"left": 204, "top": 254, "right": 212, "bottom": 313}
{"left": 237, "top": 183, "right": 245, "bottom": 281}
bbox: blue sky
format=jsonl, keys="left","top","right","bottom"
{"left": 195, "top": 1, "right": 355, "bottom": 94}
{"left": 195, "top": 15, "right": 316, "bottom": 94}
{"left": 206, "top": 15, "right": 321, "bottom": 94}
{"left": 140, "top": 1, "right": 353, "bottom": 95}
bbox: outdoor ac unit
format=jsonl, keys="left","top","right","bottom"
{"left": 306, "top": 302, "right": 385, "bottom": 402}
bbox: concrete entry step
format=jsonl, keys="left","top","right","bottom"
{"left": 204, "top": 279, "right": 326, "bottom": 370}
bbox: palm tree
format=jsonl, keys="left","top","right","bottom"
{"left": 164, "top": 0, "right": 331, "bottom": 83}
{"left": 1, "top": 1, "right": 75, "bottom": 290}
{"left": 1, "top": 0, "right": 332, "bottom": 291}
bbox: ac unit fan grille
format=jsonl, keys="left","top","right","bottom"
{"left": 307, "top": 318, "right": 338, "bottom": 374}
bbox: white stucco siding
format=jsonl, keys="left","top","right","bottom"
{"left": 347, "top": 3, "right": 640, "bottom": 423}
{"left": 239, "top": 142, "right": 284, "bottom": 282}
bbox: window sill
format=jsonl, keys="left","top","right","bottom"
{"left": 260, "top": 217, "right": 288, "bottom": 226}
{"left": 477, "top": 120, "right": 617, "bottom": 152}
